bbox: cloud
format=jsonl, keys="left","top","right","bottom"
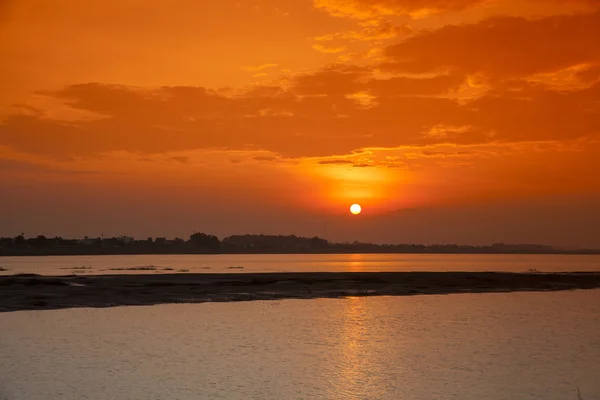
{"left": 253, "top": 155, "right": 279, "bottom": 161}
{"left": 3, "top": 9, "right": 600, "bottom": 162}
{"left": 346, "top": 91, "right": 378, "bottom": 108}
{"left": 291, "top": 64, "right": 371, "bottom": 96}
{"left": 382, "top": 12, "right": 600, "bottom": 80}
{"left": 312, "top": 44, "right": 347, "bottom": 53}
{"left": 318, "top": 159, "right": 354, "bottom": 165}
{"left": 313, "top": 0, "right": 487, "bottom": 19}
{"left": 169, "top": 156, "right": 189, "bottom": 163}
{"left": 241, "top": 63, "right": 279, "bottom": 72}
{"left": 369, "top": 74, "right": 466, "bottom": 96}
{"left": 577, "top": 64, "right": 600, "bottom": 83}
{"left": 421, "top": 150, "right": 471, "bottom": 157}
{"left": 314, "top": 0, "right": 600, "bottom": 19}
{"left": 1, "top": 76, "right": 599, "bottom": 159}
{"left": 315, "top": 20, "right": 412, "bottom": 41}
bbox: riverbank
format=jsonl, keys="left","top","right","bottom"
{"left": 1, "top": 271, "right": 599, "bottom": 312}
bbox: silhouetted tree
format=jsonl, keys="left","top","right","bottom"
{"left": 28, "top": 235, "right": 48, "bottom": 247}
{"left": 309, "top": 236, "right": 329, "bottom": 249}
{"left": 189, "top": 232, "right": 220, "bottom": 252}
{"left": 103, "top": 237, "right": 122, "bottom": 247}
{"left": 14, "top": 235, "right": 26, "bottom": 246}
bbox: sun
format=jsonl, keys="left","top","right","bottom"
{"left": 350, "top": 204, "right": 362, "bottom": 215}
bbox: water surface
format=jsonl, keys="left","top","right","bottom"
{"left": 1, "top": 290, "right": 599, "bottom": 399}
{"left": 1, "top": 253, "right": 599, "bottom": 275}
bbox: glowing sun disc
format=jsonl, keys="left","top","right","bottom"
{"left": 350, "top": 204, "right": 362, "bottom": 215}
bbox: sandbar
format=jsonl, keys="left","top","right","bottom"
{"left": 1, "top": 271, "right": 599, "bottom": 312}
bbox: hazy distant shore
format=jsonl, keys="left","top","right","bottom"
{"left": 3, "top": 233, "right": 599, "bottom": 256}
{"left": 3, "top": 249, "right": 600, "bottom": 256}
{"left": 1, "top": 271, "right": 599, "bottom": 312}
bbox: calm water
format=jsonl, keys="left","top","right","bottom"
{"left": 1, "top": 290, "right": 599, "bottom": 400}
{"left": 1, "top": 253, "right": 599, "bottom": 275}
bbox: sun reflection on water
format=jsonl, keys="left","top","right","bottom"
{"left": 325, "top": 297, "right": 391, "bottom": 399}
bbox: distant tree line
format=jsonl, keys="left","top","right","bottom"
{"left": 0, "top": 233, "right": 598, "bottom": 256}
{"left": 0, "top": 232, "right": 219, "bottom": 256}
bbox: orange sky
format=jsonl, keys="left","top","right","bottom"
{"left": 1, "top": 0, "right": 600, "bottom": 246}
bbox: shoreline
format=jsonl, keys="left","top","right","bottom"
{"left": 1, "top": 271, "right": 599, "bottom": 313}
{"left": 3, "top": 251, "right": 600, "bottom": 257}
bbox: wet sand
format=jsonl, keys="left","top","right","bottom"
{"left": 1, "top": 271, "right": 599, "bottom": 312}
